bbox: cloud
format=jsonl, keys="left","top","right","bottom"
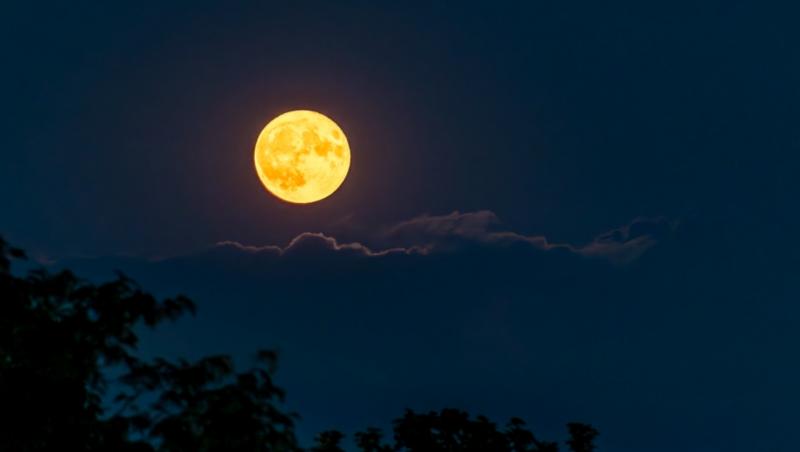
{"left": 382, "top": 210, "right": 504, "bottom": 245}
{"left": 378, "top": 210, "right": 673, "bottom": 262}
{"left": 210, "top": 211, "right": 672, "bottom": 265}
{"left": 579, "top": 217, "right": 677, "bottom": 264}
{"left": 216, "top": 232, "right": 420, "bottom": 259}
{"left": 380, "top": 210, "right": 559, "bottom": 253}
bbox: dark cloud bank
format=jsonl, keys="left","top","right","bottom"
{"left": 62, "top": 212, "right": 796, "bottom": 452}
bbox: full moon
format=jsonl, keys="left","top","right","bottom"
{"left": 254, "top": 110, "right": 351, "bottom": 204}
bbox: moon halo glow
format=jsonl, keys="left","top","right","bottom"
{"left": 254, "top": 110, "right": 351, "bottom": 204}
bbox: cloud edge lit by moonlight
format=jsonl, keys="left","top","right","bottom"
{"left": 213, "top": 211, "right": 676, "bottom": 265}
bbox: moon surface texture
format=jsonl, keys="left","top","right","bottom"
{"left": 254, "top": 110, "right": 351, "bottom": 204}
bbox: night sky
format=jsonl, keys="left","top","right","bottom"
{"left": 2, "top": 2, "right": 798, "bottom": 451}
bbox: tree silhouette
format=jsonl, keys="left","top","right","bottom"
{"left": 120, "top": 351, "right": 298, "bottom": 452}
{"left": 354, "top": 427, "right": 392, "bottom": 452}
{"left": 393, "top": 409, "right": 507, "bottom": 451}
{"left": 387, "top": 409, "right": 591, "bottom": 452}
{"left": 0, "top": 237, "right": 299, "bottom": 451}
{"left": 566, "top": 423, "right": 599, "bottom": 452}
{"left": 505, "top": 417, "right": 559, "bottom": 452}
{"left": 312, "top": 430, "right": 346, "bottom": 452}
{"left": 0, "top": 237, "right": 598, "bottom": 451}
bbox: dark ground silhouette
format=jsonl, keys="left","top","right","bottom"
{"left": 0, "top": 237, "right": 597, "bottom": 451}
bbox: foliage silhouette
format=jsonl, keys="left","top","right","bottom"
{"left": 0, "top": 237, "right": 298, "bottom": 451}
{"left": 315, "top": 411, "right": 596, "bottom": 452}
{"left": 0, "top": 237, "right": 598, "bottom": 451}
{"left": 312, "top": 430, "right": 346, "bottom": 452}
{"left": 566, "top": 423, "right": 599, "bottom": 452}
{"left": 354, "top": 427, "right": 393, "bottom": 452}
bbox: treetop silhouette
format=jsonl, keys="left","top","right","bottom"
{"left": 0, "top": 237, "right": 598, "bottom": 451}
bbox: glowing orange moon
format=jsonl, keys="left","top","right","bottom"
{"left": 254, "top": 110, "right": 351, "bottom": 204}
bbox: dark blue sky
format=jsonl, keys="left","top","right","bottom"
{"left": 2, "top": 1, "right": 798, "bottom": 451}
